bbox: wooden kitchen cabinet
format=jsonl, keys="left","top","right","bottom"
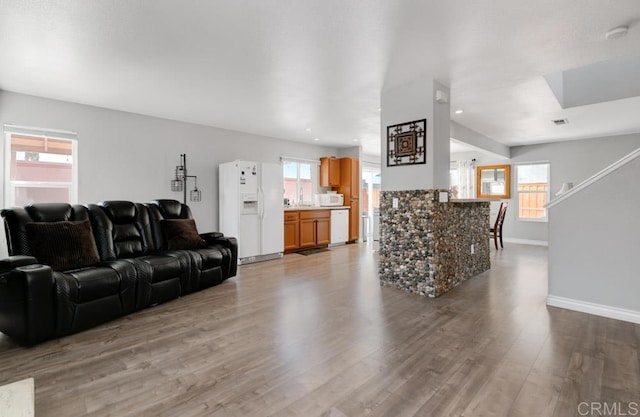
{"left": 300, "top": 210, "right": 330, "bottom": 247}
{"left": 284, "top": 211, "right": 300, "bottom": 251}
{"left": 338, "top": 157, "right": 360, "bottom": 242}
{"left": 286, "top": 209, "right": 330, "bottom": 252}
{"left": 320, "top": 157, "right": 341, "bottom": 187}
{"left": 315, "top": 216, "right": 331, "bottom": 245}
{"left": 299, "top": 217, "right": 317, "bottom": 248}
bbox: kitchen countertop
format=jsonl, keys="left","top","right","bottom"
{"left": 284, "top": 206, "right": 350, "bottom": 211}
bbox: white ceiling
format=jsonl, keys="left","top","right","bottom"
{"left": 1, "top": 1, "right": 639, "bottom": 157}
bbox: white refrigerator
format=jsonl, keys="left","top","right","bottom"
{"left": 219, "top": 161, "right": 284, "bottom": 264}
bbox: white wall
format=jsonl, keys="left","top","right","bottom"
{"left": 548, "top": 155, "right": 640, "bottom": 318}
{"left": 361, "top": 153, "right": 382, "bottom": 167}
{"left": 452, "top": 133, "right": 640, "bottom": 243}
{"left": 451, "top": 122, "right": 510, "bottom": 159}
{"left": 336, "top": 146, "right": 361, "bottom": 159}
{"left": 380, "top": 78, "right": 450, "bottom": 191}
{"left": 0, "top": 91, "right": 338, "bottom": 256}
{"left": 432, "top": 81, "right": 451, "bottom": 189}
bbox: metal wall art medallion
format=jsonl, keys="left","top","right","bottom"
{"left": 386, "top": 119, "right": 426, "bottom": 167}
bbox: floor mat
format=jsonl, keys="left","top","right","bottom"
{"left": 297, "top": 248, "right": 331, "bottom": 256}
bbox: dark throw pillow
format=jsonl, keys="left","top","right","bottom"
{"left": 162, "top": 219, "right": 206, "bottom": 250}
{"left": 26, "top": 220, "right": 100, "bottom": 271}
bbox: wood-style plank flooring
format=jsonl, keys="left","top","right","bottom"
{"left": 1, "top": 243, "right": 638, "bottom": 416}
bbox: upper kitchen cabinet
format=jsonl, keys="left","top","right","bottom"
{"left": 339, "top": 157, "right": 359, "bottom": 196}
{"left": 320, "top": 157, "right": 341, "bottom": 187}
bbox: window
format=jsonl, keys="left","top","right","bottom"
{"left": 4, "top": 126, "right": 78, "bottom": 207}
{"left": 516, "top": 163, "right": 550, "bottom": 221}
{"left": 476, "top": 164, "right": 511, "bottom": 199}
{"left": 451, "top": 160, "right": 476, "bottom": 199}
{"left": 283, "top": 160, "right": 318, "bottom": 206}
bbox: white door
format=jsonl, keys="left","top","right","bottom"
{"left": 260, "top": 162, "right": 284, "bottom": 255}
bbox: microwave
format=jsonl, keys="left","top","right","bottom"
{"left": 315, "top": 193, "right": 344, "bottom": 206}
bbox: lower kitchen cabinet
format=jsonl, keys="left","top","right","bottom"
{"left": 284, "top": 211, "right": 300, "bottom": 251}
{"left": 299, "top": 217, "right": 316, "bottom": 248}
{"left": 315, "top": 215, "right": 331, "bottom": 246}
{"left": 285, "top": 209, "right": 330, "bottom": 252}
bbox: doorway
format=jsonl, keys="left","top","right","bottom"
{"left": 361, "top": 168, "right": 381, "bottom": 241}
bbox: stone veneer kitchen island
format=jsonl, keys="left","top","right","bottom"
{"left": 379, "top": 190, "right": 490, "bottom": 298}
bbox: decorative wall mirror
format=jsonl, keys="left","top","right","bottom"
{"left": 476, "top": 164, "right": 511, "bottom": 199}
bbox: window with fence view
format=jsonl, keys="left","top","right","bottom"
{"left": 4, "top": 127, "right": 77, "bottom": 207}
{"left": 283, "top": 161, "right": 315, "bottom": 206}
{"left": 516, "top": 163, "right": 549, "bottom": 221}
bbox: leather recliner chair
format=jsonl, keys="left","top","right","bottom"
{"left": 147, "top": 199, "right": 238, "bottom": 288}
{"left": 89, "top": 201, "right": 184, "bottom": 310}
{"left": 1, "top": 203, "right": 137, "bottom": 339}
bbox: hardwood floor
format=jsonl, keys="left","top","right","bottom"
{"left": 0, "top": 243, "right": 638, "bottom": 416}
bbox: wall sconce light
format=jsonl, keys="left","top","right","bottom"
{"left": 555, "top": 182, "right": 574, "bottom": 196}
{"left": 170, "top": 166, "right": 184, "bottom": 191}
{"left": 170, "top": 154, "right": 201, "bottom": 203}
{"left": 189, "top": 178, "right": 202, "bottom": 202}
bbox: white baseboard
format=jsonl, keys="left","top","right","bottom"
{"left": 502, "top": 238, "right": 548, "bottom": 246}
{"left": 547, "top": 295, "right": 640, "bottom": 324}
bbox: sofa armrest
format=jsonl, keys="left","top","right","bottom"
{"left": 200, "top": 232, "right": 224, "bottom": 241}
{"left": 215, "top": 236, "right": 238, "bottom": 278}
{"left": 200, "top": 233, "right": 238, "bottom": 278}
{"left": 0, "top": 256, "right": 38, "bottom": 273}
{"left": 0, "top": 264, "right": 56, "bottom": 344}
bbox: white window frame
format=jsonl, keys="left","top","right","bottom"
{"left": 281, "top": 156, "right": 320, "bottom": 206}
{"left": 515, "top": 162, "right": 550, "bottom": 222}
{"left": 3, "top": 125, "right": 78, "bottom": 207}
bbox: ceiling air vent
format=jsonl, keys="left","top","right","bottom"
{"left": 552, "top": 118, "right": 569, "bottom": 125}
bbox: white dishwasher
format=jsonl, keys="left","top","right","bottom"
{"left": 330, "top": 209, "right": 349, "bottom": 244}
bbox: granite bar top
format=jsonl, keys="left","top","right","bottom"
{"left": 449, "top": 199, "right": 495, "bottom": 203}
{"left": 284, "top": 206, "right": 350, "bottom": 211}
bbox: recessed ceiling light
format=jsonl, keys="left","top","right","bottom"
{"left": 353, "top": 138, "right": 359, "bottom": 142}
{"left": 305, "top": 127, "right": 311, "bottom": 132}
{"left": 605, "top": 26, "right": 629, "bottom": 40}
{"left": 455, "top": 110, "right": 464, "bottom": 114}
{"left": 377, "top": 108, "right": 382, "bottom": 112}
{"left": 313, "top": 137, "right": 320, "bottom": 141}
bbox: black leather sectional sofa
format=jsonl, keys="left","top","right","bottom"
{"left": 0, "top": 199, "right": 237, "bottom": 345}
